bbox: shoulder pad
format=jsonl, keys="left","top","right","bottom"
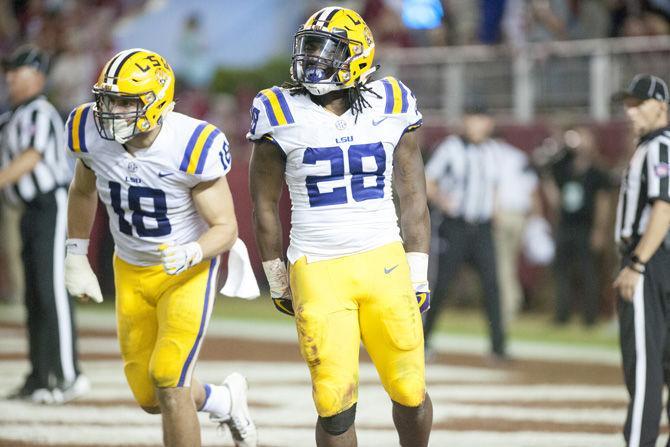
{"left": 379, "top": 76, "right": 413, "bottom": 115}
{"left": 256, "top": 86, "right": 295, "bottom": 126}
{"left": 179, "top": 122, "right": 222, "bottom": 175}
{"left": 66, "top": 103, "right": 94, "bottom": 153}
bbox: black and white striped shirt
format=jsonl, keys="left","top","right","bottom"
{"left": 425, "top": 135, "right": 500, "bottom": 223}
{"left": 0, "top": 95, "right": 70, "bottom": 205}
{"left": 615, "top": 126, "right": 670, "bottom": 245}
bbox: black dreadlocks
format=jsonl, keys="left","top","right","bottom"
{"left": 282, "top": 76, "right": 382, "bottom": 122}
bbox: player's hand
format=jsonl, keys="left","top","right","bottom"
{"left": 406, "top": 252, "right": 430, "bottom": 313}
{"left": 64, "top": 239, "right": 103, "bottom": 303}
{"left": 413, "top": 281, "right": 431, "bottom": 314}
{"left": 271, "top": 291, "right": 294, "bottom": 316}
{"left": 159, "top": 241, "right": 203, "bottom": 275}
{"left": 262, "top": 258, "right": 294, "bottom": 316}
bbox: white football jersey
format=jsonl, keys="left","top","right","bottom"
{"left": 66, "top": 104, "right": 232, "bottom": 266}
{"left": 248, "top": 77, "right": 422, "bottom": 263}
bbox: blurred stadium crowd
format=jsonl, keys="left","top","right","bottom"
{"left": 1, "top": 0, "right": 668, "bottom": 326}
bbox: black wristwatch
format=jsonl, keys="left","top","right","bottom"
{"left": 628, "top": 254, "right": 646, "bottom": 274}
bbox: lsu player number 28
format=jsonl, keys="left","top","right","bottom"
{"left": 249, "top": 7, "right": 433, "bottom": 447}
{"left": 63, "top": 48, "right": 257, "bottom": 447}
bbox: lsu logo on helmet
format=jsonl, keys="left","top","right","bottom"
{"left": 92, "top": 48, "right": 175, "bottom": 143}
{"left": 291, "top": 7, "right": 376, "bottom": 96}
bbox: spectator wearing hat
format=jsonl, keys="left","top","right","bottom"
{"left": 1, "top": 44, "right": 88, "bottom": 403}
{"left": 424, "top": 103, "right": 507, "bottom": 360}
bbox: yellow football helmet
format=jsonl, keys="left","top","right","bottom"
{"left": 291, "top": 7, "right": 376, "bottom": 95}
{"left": 92, "top": 48, "right": 175, "bottom": 143}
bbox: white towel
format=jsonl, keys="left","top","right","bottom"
{"left": 220, "top": 238, "right": 260, "bottom": 299}
{"left": 522, "top": 216, "right": 555, "bottom": 266}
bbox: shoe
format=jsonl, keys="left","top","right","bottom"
{"left": 54, "top": 374, "right": 91, "bottom": 404}
{"left": 210, "top": 372, "right": 257, "bottom": 447}
{"left": 30, "top": 388, "right": 57, "bottom": 404}
{"left": 6, "top": 383, "right": 56, "bottom": 404}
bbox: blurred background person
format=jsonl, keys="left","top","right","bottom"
{"left": 493, "top": 141, "right": 541, "bottom": 325}
{"left": 0, "top": 45, "right": 87, "bottom": 403}
{"left": 424, "top": 103, "right": 506, "bottom": 360}
{"left": 542, "top": 125, "right": 612, "bottom": 327}
{"left": 176, "top": 12, "right": 210, "bottom": 89}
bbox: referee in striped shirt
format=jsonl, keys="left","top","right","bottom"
{"left": 424, "top": 103, "right": 506, "bottom": 360}
{"left": 0, "top": 45, "right": 87, "bottom": 403}
{"left": 613, "top": 74, "right": 670, "bottom": 447}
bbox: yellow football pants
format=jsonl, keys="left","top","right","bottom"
{"left": 113, "top": 255, "right": 219, "bottom": 408}
{"left": 290, "top": 242, "right": 426, "bottom": 417}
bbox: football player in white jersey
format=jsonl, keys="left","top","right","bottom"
{"left": 249, "top": 7, "right": 432, "bottom": 447}
{"left": 63, "top": 49, "right": 257, "bottom": 447}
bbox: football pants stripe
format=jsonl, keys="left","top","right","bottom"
{"left": 177, "top": 257, "right": 218, "bottom": 387}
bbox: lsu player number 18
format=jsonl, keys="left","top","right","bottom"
{"left": 249, "top": 7, "right": 432, "bottom": 447}
{"left": 63, "top": 49, "right": 257, "bottom": 447}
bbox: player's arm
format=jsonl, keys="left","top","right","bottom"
{"left": 250, "top": 139, "right": 285, "bottom": 260}
{"left": 159, "top": 176, "right": 238, "bottom": 275}
{"left": 249, "top": 138, "right": 293, "bottom": 315}
{"left": 65, "top": 160, "right": 103, "bottom": 303}
{"left": 395, "top": 130, "right": 430, "bottom": 253}
{"left": 394, "top": 129, "right": 431, "bottom": 312}
{"left": 192, "top": 176, "right": 238, "bottom": 257}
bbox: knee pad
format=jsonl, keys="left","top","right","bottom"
{"left": 148, "top": 342, "right": 183, "bottom": 388}
{"left": 124, "top": 364, "right": 158, "bottom": 409}
{"left": 318, "top": 403, "right": 357, "bottom": 436}
{"left": 389, "top": 374, "right": 425, "bottom": 408}
{"left": 313, "top": 380, "right": 358, "bottom": 417}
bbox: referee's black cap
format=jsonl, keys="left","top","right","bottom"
{"left": 613, "top": 74, "right": 669, "bottom": 103}
{"left": 2, "top": 45, "right": 50, "bottom": 74}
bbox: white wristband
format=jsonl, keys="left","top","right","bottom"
{"left": 66, "top": 238, "right": 90, "bottom": 256}
{"left": 262, "top": 258, "right": 289, "bottom": 291}
{"left": 406, "top": 252, "right": 429, "bottom": 283}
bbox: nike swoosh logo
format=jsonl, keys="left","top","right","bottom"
{"left": 158, "top": 172, "right": 173, "bottom": 178}
{"left": 372, "top": 117, "right": 389, "bottom": 126}
{"left": 384, "top": 264, "right": 399, "bottom": 274}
